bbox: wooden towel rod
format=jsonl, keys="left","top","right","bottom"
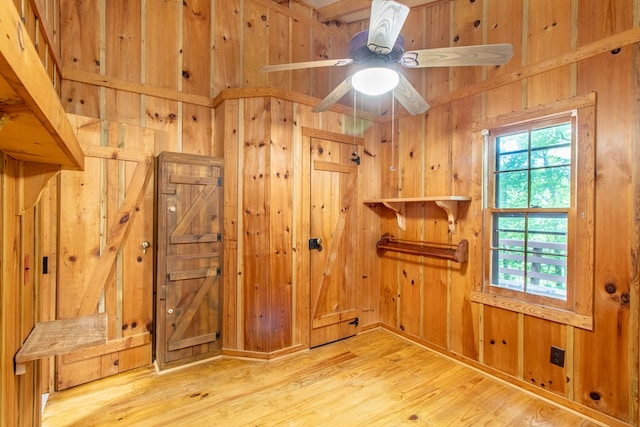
{"left": 376, "top": 233, "right": 468, "bottom": 263}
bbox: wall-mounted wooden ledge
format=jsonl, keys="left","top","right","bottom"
{"left": 14, "top": 313, "right": 107, "bottom": 375}
{"left": 0, "top": 0, "right": 84, "bottom": 171}
{"left": 364, "top": 196, "right": 471, "bottom": 233}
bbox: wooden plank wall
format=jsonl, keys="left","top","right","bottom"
{"left": 54, "top": 0, "right": 638, "bottom": 423}
{"left": 2, "top": 0, "right": 637, "bottom": 425}
{"left": 372, "top": 0, "right": 639, "bottom": 425}
{"left": 0, "top": 155, "right": 36, "bottom": 427}
{"left": 1, "top": 1, "right": 61, "bottom": 425}
{"left": 50, "top": 0, "right": 352, "bottom": 387}
{"left": 217, "top": 95, "right": 380, "bottom": 356}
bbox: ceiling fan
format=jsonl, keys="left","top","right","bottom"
{"left": 259, "top": 0, "right": 513, "bottom": 115}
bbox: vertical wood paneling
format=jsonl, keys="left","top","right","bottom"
{"left": 633, "top": 11, "right": 640, "bottom": 424}
{"left": 213, "top": 0, "right": 241, "bottom": 94}
{"left": 242, "top": 1, "right": 269, "bottom": 88}
{"left": 220, "top": 99, "right": 240, "bottom": 350}
{"left": 358, "top": 121, "right": 382, "bottom": 329}
{"left": 105, "top": 0, "right": 142, "bottom": 126}
{"left": 483, "top": 307, "right": 519, "bottom": 376}
{"left": 449, "top": 0, "right": 483, "bottom": 361}
{"left": 328, "top": 24, "right": 350, "bottom": 98}
{"left": 143, "top": 0, "right": 179, "bottom": 149}
{"left": 1, "top": 155, "right": 21, "bottom": 426}
{"left": 397, "top": 116, "right": 424, "bottom": 337}
{"left": 60, "top": 0, "right": 100, "bottom": 117}
{"left": 8, "top": 1, "right": 636, "bottom": 425}
{"left": 523, "top": 316, "right": 567, "bottom": 396}
{"left": 290, "top": 7, "right": 312, "bottom": 95}
{"left": 526, "top": 0, "right": 572, "bottom": 106}
{"left": 397, "top": 6, "right": 425, "bottom": 96}
{"left": 19, "top": 203, "right": 37, "bottom": 427}
{"left": 269, "top": 98, "right": 293, "bottom": 350}
{"left": 485, "top": 0, "right": 523, "bottom": 115}
{"left": 310, "top": 28, "right": 331, "bottom": 99}
{"left": 378, "top": 119, "right": 399, "bottom": 327}
{"left": 267, "top": 11, "right": 291, "bottom": 90}
{"left": 423, "top": 106, "right": 452, "bottom": 348}
{"left": 574, "top": 0, "right": 634, "bottom": 421}
{"left": 38, "top": 178, "right": 57, "bottom": 394}
{"left": 242, "top": 97, "right": 271, "bottom": 352}
{"left": 182, "top": 0, "right": 212, "bottom": 155}
{"left": 423, "top": 3, "right": 450, "bottom": 100}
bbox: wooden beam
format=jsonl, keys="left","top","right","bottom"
{"left": 316, "top": 0, "right": 371, "bottom": 22}
{"left": 63, "top": 68, "right": 213, "bottom": 108}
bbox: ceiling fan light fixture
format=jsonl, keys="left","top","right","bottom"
{"left": 351, "top": 67, "right": 399, "bottom": 96}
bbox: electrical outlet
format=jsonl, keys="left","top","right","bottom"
{"left": 550, "top": 346, "right": 565, "bottom": 367}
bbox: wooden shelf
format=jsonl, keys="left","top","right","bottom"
{"left": 364, "top": 196, "right": 471, "bottom": 233}
{"left": 15, "top": 313, "right": 107, "bottom": 375}
{"left": 0, "top": 0, "right": 84, "bottom": 170}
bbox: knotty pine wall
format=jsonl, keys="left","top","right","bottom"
{"left": 364, "top": 1, "right": 639, "bottom": 426}
{"left": 1, "top": 0, "right": 638, "bottom": 426}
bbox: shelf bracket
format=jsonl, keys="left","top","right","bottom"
{"left": 382, "top": 201, "right": 406, "bottom": 231}
{"left": 434, "top": 200, "right": 458, "bottom": 233}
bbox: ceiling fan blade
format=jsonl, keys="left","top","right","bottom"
{"left": 400, "top": 43, "right": 514, "bottom": 68}
{"left": 367, "top": 0, "right": 410, "bottom": 55}
{"left": 312, "top": 76, "right": 353, "bottom": 113}
{"left": 394, "top": 74, "right": 429, "bottom": 115}
{"left": 260, "top": 58, "right": 353, "bottom": 73}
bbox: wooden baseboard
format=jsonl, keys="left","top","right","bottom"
{"left": 222, "top": 344, "right": 306, "bottom": 361}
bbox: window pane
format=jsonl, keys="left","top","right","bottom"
{"left": 493, "top": 248, "right": 525, "bottom": 292}
{"left": 496, "top": 132, "right": 528, "bottom": 172}
{"left": 492, "top": 213, "right": 526, "bottom": 291}
{"left": 526, "top": 255, "right": 567, "bottom": 300}
{"left": 526, "top": 213, "right": 568, "bottom": 300}
{"left": 530, "top": 165, "right": 571, "bottom": 208}
{"left": 531, "top": 144, "right": 571, "bottom": 168}
{"left": 495, "top": 171, "right": 528, "bottom": 208}
{"left": 493, "top": 213, "right": 525, "bottom": 249}
{"left": 531, "top": 123, "right": 571, "bottom": 149}
{"left": 527, "top": 213, "right": 568, "bottom": 255}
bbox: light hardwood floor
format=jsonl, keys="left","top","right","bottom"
{"left": 43, "top": 329, "right": 602, "bottom": 426}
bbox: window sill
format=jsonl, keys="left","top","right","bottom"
{"left": 470, "top": 291, "right": 593, "bottom": 330}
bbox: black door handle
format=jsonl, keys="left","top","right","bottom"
{"left": 308, "top": 238, "right": 323, "bottom": 251}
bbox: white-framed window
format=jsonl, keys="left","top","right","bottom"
{"left": 470, "top": 94, "right": 595, "bottom": 330}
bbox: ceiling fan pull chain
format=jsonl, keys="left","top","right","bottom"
{"left": 351, "top": 90, "right": 361, "bottom": 165}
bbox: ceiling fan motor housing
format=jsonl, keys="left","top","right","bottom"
{"left": 349, "top": 30, "right": 405, "bottom": 65}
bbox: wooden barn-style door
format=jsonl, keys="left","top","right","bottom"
{"left": 155, "top": 152, "right": 223, "bottom": 370}
{"left": 307, "top": 131, "right": 360, "bottom": 348}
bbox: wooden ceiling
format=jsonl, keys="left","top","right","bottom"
{"left": 302, "top": 0, "right": 445, "bottom": 23}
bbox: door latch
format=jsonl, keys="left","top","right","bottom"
{"left": 308, "top": 238, "right": 323, "bottom": 251}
